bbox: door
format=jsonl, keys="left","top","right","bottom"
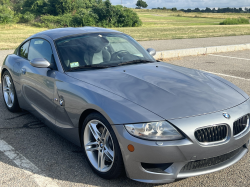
{"left": 19, "top": 38, "right": 57, "bottom": 125}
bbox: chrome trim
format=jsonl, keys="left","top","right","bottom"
{"left": 194, "top": 124, "right": 230, "bottom": 147}
{"left": 59, "top": 99, "right": 64, "bottom": 106}
{"left": 234, "top": 114, "right": 250, "bottom": 139}
{"left": 223, "top": 112, "right": 230, "bottom": 119}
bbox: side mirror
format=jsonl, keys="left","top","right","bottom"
{"left": 147, "top": 48, "right": 156, "bottom": 56}
{"left": 30, "top": 58, "right": 51, "bottom": 68}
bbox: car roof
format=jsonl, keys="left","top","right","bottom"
{"left": 31, "top": 27, "right": 122, "bottom": 40}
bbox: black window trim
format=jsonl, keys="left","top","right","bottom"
{"left": 14, "top": 47, "right": 19, "bottom": 55}
{"left": 18, "top": 37, "right": 58, "bottom": 70}
{"left": 19, "top": 40, "right": 31, "bottom": 60}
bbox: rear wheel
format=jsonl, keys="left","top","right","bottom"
{"left": 1, "top": 71, "right": 20, "bottom": 112}
{"left": 81, "top": 112, "right": 124, "bottom": 179}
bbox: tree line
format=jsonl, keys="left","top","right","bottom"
{"left": 0, "top": 0, "right": 142, "bottom": 28}
{"left": 153, "top": 6, "right": 250, "bottom": 13}
{"left": 180, "top": 7, "right": 250, "bottom": 13}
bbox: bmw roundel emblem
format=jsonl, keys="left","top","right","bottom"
{"left": 223, "top": 113, "right": 230, "bottom": 119}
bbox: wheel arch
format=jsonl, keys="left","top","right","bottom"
{"left": 1, "top": 68, "right": 8, "bottom": 78}
{"left": 1, "top": 67, "right": 15, "bottom": 83}
{"left": 78, "top": 109, "right": 107, "bottom": 147}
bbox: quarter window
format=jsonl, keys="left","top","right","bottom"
{"left": 19, "top": 41, "right": 30, "bottom": 59}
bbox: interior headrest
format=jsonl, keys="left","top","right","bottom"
{"left": 85, "top": 36, "right": 110, "bottom": 53}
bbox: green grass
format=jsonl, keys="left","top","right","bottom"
{"left": 0, "top": 24, "right": 47, "bottom": 50}
{"left": 1, "top": 10, "right": 250, "bottom": 50}
{"left": 134, "top": 9, "right": 250, "bottom": 19}
{"left": 115, "top": 25, "right": 250, "bottom": 41}
{"left": 220, "top": 18, "right": 250, "bottom": 25}
{"left": 134, "top": 12, "right": 225, "bottom": 27}
{"left": 113, "top": 11, "right": 250, "bottom": 41}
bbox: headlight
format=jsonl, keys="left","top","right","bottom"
{"left": 124, "top": 121, "right": 184, "bottom": 141}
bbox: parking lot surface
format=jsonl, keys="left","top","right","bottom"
{"left": 1, "top": 50, "right": 250, "bottom": 187}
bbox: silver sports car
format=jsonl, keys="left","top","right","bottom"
{"left": 1, "top": 27, "right": 250, "bottom": 184}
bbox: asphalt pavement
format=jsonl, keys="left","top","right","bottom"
{"left": 1, "top": 49, "right": 250, "bottom": 186}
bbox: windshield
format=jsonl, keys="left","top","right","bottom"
{"left": 55, "top": 33, "right": 155, "bottom": 71}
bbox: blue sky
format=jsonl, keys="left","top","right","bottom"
{"left": 110, "top": 0, "right": 250, "bottom": 9}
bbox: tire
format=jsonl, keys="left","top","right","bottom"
{"left": 1, "top": 71, "right": 21, "bottom": 112}
{"left": 81, "top": 112, "right": 124, "bottom": 179}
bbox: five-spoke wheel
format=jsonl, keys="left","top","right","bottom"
{"left": 82, "top": 112, "right": 124, "bottom": 179}
{"left": 84, "top": 119, "right": 115, "bottom": 172}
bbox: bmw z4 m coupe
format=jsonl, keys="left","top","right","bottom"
{"left": 1, "top": 27, "right": 250, "bottom": 184}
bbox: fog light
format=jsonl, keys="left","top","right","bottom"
{"left": 128, "top": 144, "right": 135, "bottom": 152}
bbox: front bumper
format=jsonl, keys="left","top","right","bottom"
{"left": 112, "top": 99, "right": 250, "bottom": 184}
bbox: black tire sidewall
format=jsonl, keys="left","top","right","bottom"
{"left": 1, "top": 71, "right": 20, "bottom": 112}
{"left": 81, "top": 112, "right": 124, "bottom": 179}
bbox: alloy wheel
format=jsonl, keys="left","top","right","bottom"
{"left": 3, "top": 75, "right": 14, "bottom": 108}
{"left": 84, "top": 120, "right": 115, "bottom": 172}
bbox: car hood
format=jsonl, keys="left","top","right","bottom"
{"left": 66, "top": 62, "right": 247, "bottom": 120}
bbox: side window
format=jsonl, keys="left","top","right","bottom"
{"left": 28, "top": 39, "right": 55, "bottom": 64}
{"left": 19, "top": 41, "right": 30, "bottom": 59}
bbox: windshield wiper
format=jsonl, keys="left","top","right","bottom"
{"left": 66, "top": 65, "right": 112, "bottom": 72}
{"left": 118, "top": 60, "right": 155, "bottom": 66}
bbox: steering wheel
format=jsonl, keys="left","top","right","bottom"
{"left": 111, "top": 50, "right": 130, "bottom": 61}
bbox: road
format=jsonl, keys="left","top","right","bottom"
{"left": 0, "top": 50, "right": 250, "bottom": 187}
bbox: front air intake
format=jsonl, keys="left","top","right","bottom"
{"left": 181, "top": 147, "right": 242, "bottom": 172}
{"left": 195, "top": 125, "right": 227, "bottom": 143}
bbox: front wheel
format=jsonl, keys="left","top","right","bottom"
{"left": 81, "top": 112, "right": 124, "bottom": 179}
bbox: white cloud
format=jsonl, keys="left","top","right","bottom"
{"left": 110, "top": 0, "right": 250, "bottom": 9}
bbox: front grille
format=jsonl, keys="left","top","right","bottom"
{"left": 194, "top": 125, "right": 227, "bottom": 143}
{"left": 233, "top": 115, "right": 249, "bottom": 136}
{"left": 181, "top": 147, "right": 242, "bottom": 172}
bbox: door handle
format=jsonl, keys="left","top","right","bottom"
{"left": 21, "top": 68, "right": 26, "bottom": 75}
